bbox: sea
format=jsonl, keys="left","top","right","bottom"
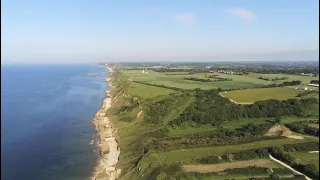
{"left": 1, "top": 63, "right": 109, "bottom": 180}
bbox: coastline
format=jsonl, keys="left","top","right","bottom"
{"left": 91, "top": 66, "right": 121, "bottom": 180}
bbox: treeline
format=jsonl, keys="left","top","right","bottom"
{"left": 278, "top": 80, "right": 301, "bottom": 86}
{"left": 297, "top": 90, "right": 318, "bottom": 97}
{"left": 257, "top": 76, "right": 289, "bottom": 81}
{"left": 281, "top": 141, "right": 319, "bottom": 152}
{"left": 184, "top": 77, "right": 232, "bottom": 82}
{"left": 269, "top": 145, "right": 319, "bottom": 179}
{"left": 144, "top": 123, "right": 278, "bottom": 152}
{"left": 198, "top": 142, "right": 319, "bottom": 165}
{"left": 206, "top": 75, "right": 233, "bottom": 81}
{"left": 132, "top": 80, "right": 183, "bottom": 91}
{"left": 199, "top": 148, "right": 269, "bottom": 164}
{"left": 181, "top": 166, "right": 292, "bottom": 179}
{"left": 165, "top": 72, "right": 194, "bottom": 75}
{"left": 285, "top": 123, "right": 319, "bottom": 136}
{"left": 169, "top": 89, "right": 318, "bottom": 126}
{"left": 259, "top": 80, "right": 302, "bottom": 88}
{"left": 184, "top": 77, "right": 213, "bottom": 82}
{"left": 143, "top": 93, "right": 186, "bottom": 123}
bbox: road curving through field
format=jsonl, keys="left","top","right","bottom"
{"left": 268, "top": 154, "right": 312, "bottom": 180}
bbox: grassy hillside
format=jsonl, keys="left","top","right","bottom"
{"left": 220, "top": 87, "right": 301, "bottom": 103}
{"left": 107, "top": 67, "right": 319, "bottom": 180}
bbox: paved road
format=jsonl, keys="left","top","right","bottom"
{"left": 268, "top": 154, "right": 312, "bottom": 180}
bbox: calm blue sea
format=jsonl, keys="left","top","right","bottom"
{"left": 1, "top": 64, "right": 108, "bottom": 180}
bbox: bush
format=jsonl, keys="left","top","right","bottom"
{"left": 283, "top": 142, "right": 319, "bottom": 152}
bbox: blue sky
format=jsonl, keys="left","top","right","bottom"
{"left": 1, "top": 0, "right": 319, "bottom": 63}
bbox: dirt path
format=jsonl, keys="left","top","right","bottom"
{"left": 309, "top": 151, "right": 319, "bottom": 153}
{"left": 268, "top": 154, "right": 312, "bottom": 180}
{"left": 219, "top": 93, "right": 253, "bottom": 105}
{"left": 183, "top": 159, "right": 278, "bottom": 173}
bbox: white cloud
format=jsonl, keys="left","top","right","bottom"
{"left": 173, "top": 13, "right": 197, "bottom": 26}
{"left": 228, "top": 7, "right": 255, "bottom": 22}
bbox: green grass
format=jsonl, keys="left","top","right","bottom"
{"left": 167, "top": 116, "right": 319, "bottom": 137}
{"left": 292, "top": 152, "right": 319, "bottom": 168}
{"left": 221, "top": 87, "right": 301, "bottom": 103}
{"left": 280, "top": 116, "right": 319, "bottom": 124}
{"left": 126, "top": 81, "right": 176, "bottom": 99}
{"left": 155, "top": 138, "right": 308, "bottom": 163}
{"left": 176, "top": 174, "right": 294, "bottom": 180}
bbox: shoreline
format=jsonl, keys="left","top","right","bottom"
{"left": 91, "top": 66, "right": 121, "bottom": 180}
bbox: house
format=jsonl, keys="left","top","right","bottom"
{"left": 299, "top": 73, "right": 314, "bottom": 76}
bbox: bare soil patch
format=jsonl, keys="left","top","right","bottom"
{"left": 265, "top": 124, "right": 304, "bottom": 139}
{"left": 183, "top": 159, "right": 279, "bottom": 173}
{"left": 136, "top": 110, "right": 144, "bottom": 121}
{"left": 265, "top": 124, "right": 282, "bottom": 136}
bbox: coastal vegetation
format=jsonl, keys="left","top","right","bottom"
{"left": 103, "top": 63, "right": 319, "bottom": 180}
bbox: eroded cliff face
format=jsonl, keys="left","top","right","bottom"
{"left": 91, "top": 69, "right": 121, "bottom": 180}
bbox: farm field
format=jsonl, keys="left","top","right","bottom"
{"left": 121, "top": 70, "right": 270, "bottom": 90}
{"left": 122, "top": 69, "right": 319, "bottom": 91}
{"left": 155, "top": 138, "right": 307, "bottom": 163}
{"left": 126, "top": 81, "right": 176, "bottom": 99}
{"left": 220, "top": 87, "right": 301, "bottom": 103}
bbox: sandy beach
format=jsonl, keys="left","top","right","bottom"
{"left": 91, "top": 66, "right": 121, "bottom": 180}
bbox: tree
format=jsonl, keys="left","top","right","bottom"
{"left": 275, "top": 116, "right": 281, "bottom": 124}
{"left": 156, "top": 172, "right": 167, "bottom": 180}
{"left": 269, "top": 173, "right": 281, "bottom": 180}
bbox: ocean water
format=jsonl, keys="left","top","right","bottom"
{"left": 1, "top": 64, "right": 108, "bottom": 180}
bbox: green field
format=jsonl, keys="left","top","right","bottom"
{"left": 127, "top": 81, "right": 176, "bottom": 99}
{"left": 122, "top": 70, "right": 319, "bottom": 91}
{"left": 221, "top": 87, "right": 301, "bottom": 103}
{"left": 292, "top": 152, "right": 319, "bottom": 168}
{"left": 155, "top": 138, "right": 307, "bottom": 163}
{"left": 122, "top": 70, "right": 269, "bottom": 90}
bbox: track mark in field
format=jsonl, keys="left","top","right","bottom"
{"left": 183, "top": 159, "right": 278, "bottom": 173}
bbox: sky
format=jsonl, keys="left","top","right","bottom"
{"left": 1, "top": 0, "right": 319, "bottom": 63}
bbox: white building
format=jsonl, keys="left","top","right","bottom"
{"left": 307, "top": 84, "right": 319, "bottom": 87}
